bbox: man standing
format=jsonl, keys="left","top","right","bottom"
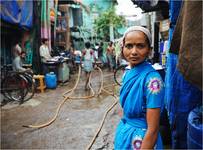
{"left": 39, "top": 38, "right": 52, "bottom": 63}
{"left": 39, "top": 38, "right": 52, "bottom": 74}
{"left": 106, "top": 41, "right": 115, "bottom": 71}
{"left": 98, "top": 42, "right": 104, "bottom": 63}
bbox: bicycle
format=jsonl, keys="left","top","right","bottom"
{"left": 22, "top": 70, "right": 36, "bottom": 101}
{"left": 1, "top": 67, "right": 27, "bottom": 102}
{"left": 114, "top": 64, "right": 128, "bottom": 86}
{"left": 1, "top": 65, "right": 35, "bottom": 104}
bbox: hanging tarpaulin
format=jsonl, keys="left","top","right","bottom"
{"left": 41, "top": 0, "right": 50, "bottom": 39}
{"left": 0, "top": 0, "right": 33, "bottom": 29}
{"left": 54, "top": 0, "right": 58, "bottom": 42}
{"left": 41, "top": 0, "right": 51, "bottom": 49}
{"left": 169, "top": 1, "right": 202, "bottom": 90}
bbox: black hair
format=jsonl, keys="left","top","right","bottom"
{"left": 85, "top": 41, "right": 91, "bottom": 48}
{"left": 109, "top": 41, "right": 113, "bottom": 46}
{"left": 41, "top": 38, "right": 48, "bottom": 44}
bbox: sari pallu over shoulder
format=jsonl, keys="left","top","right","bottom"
{"left": 120, "top": 61, "right": 155, "bottom": 118}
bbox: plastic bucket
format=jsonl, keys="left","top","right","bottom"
{"left": 45, "top": 72, "right": 57, "bottom": 89}
{"left": 187, "top": 106, "right": 202, "bottom": 149}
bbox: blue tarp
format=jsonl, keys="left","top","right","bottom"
{"left": 165, "top": 1, "right": 202, "bottom": 149}
{"left": 0, "top": 0, "right": 33, "bottom": 29}
{"left": 169, "top": 0, "right": 183, "bottom": 26}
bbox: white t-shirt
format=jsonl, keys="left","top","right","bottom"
{"left": 12, "top": 44, "right": 22, "bottom": 58}
{"left": 12, "top": 56, "right": 26, "bottom": 72}
{"left": 39, "top": 44, "right": 51, "bottom": 63}
{"left": 84, "top": 49, "right": 93, "bottom": 61}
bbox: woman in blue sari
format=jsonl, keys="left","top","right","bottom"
{"left": 114, "top": 26, "right": 164, "bottom": 150}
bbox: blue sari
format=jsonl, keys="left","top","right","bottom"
{"left": 114, "top": 61, "right": 164, "bottom": 150}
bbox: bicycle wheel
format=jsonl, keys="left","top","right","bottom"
{"left": 114, "top": 64, "right": 128, "bottom": 86}
{"left": 1, "top": 79, "right": 12, "bottom": 101}
{"left": 11, "top": 74, "right": 28, "bottom": 102}
{"left": 23, "top": 73, "right": 35, "bottom": 101}
{"left": 2, "top": 74, "right": 28, "bottom": 102}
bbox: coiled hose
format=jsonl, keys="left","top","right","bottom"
{"left": 23, "top": 64, "right": 119, "bottom": 149}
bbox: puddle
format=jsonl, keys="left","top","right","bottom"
{"left": 21, "top": 99, "right": 41, "bottom": 107}
{"left": 1, "top": 99, "right": 41, "bottom": 110}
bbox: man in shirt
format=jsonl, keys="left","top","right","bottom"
{"left": 12, "top": 51, "right": 27, "bottom": 72}
{"left": 12, "top": 41, "right": 22, "bottom": 58}
{"left": 39, "top": 38, "right": 52, "bottom": 74}
{"left": 39, "top": 38, "right": 52, "bottom": 63}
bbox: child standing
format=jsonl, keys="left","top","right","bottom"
{"left": 82, "top": 41, "right": 95, "bottom": 90}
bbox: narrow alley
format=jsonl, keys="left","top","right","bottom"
{"left": 1, "top": 0, "right": 202, "bottom": 149}
{"left": 1, "top": 69, "right": 121, "bottom": 149}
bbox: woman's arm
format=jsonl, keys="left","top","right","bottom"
{"left": 141, "top": 108, "right": 160, "bottom": 149}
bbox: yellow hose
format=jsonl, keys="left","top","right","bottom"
{"left": 23, "top": 64, "right": 119, "bottom": 150}
{"left": 86, "top": 90, "right": 119, "bottom": 150}
{"left": 63, "top": 65, "right": 82, "bottom": 97}
{"left": 23, "top": 65, "right": 105, "bottom": 128}
{"left": 23, "top": 96, "right": 69, "bottom": 128}
{"left": 85, "top": 67, "right": 119, "bottom": 150}
{"left": 95, "top": 66, "right": 103, "bottom": 95}
{"left": 23, "top": 65, "right": 82, "bottom": 128}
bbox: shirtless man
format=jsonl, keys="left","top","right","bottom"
{"left": 106, "top": 41, "right": 115, "bottom": 71}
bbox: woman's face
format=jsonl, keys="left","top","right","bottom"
{"left": 123, "top": 31, "right": 151, "bottom": 67}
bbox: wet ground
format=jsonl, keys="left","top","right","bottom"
{"left": 1, "top": 69, "right": 122, "bottom": 149}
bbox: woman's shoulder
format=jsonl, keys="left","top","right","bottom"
{"left": 144, "top": 69, "right": 164, "bottom": 88}
{"left": 146, "top": 70, "right": 162, "bottom": 78}
{"left": 140, "top": 62, "right": 163, "bottom": 79}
